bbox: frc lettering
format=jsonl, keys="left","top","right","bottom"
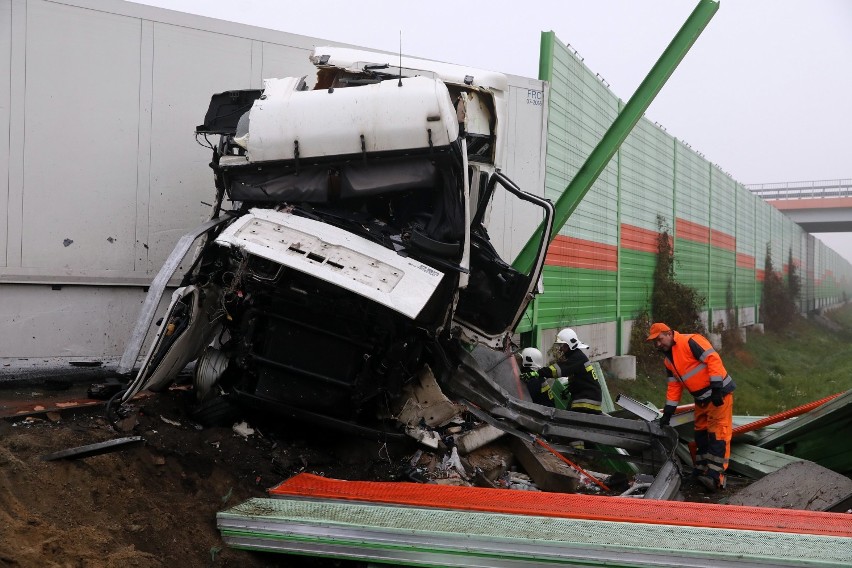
{"left": 526, "top": 89, "right": 543, "bottom": 106}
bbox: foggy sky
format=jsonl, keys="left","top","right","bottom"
{"left": 129, "top": 0, "right": 852, "bottom": 262}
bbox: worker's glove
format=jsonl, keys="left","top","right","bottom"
{"left": 711, "top": 388, "right": 724, "bottom": 407}
{"left": 659, "top": 406, "right": 675, "bottom": 427}
{"left": 520, "top": 370, "right": 539, "bottom": 382}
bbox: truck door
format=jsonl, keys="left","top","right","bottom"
{"left": 453, "top": 171, "right": 553, "bottom": 345}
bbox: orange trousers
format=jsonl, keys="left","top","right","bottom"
{"left": 693, "top": 393, "right": 733, "bottom": 487}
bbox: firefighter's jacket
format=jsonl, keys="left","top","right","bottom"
{"left": 663, "top": 331, "right": 735, "bottom": 411}
{"left": 538, "top": 348, "right": 602, "bottom": 413}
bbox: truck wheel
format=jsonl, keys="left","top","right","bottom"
{"left": 190, "top": 394, "right": 241, "bottom": 427}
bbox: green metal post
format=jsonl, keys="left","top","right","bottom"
{"left": 615, "top": 101, "right": 624, "bottom": 354}
{"left": 513, "top": 0, "right": 719, "bottom": 274}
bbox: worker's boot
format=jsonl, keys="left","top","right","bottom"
{"left": 696, "top": 474, "right": 717, "bottom": 493}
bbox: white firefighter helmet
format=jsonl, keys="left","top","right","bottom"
{"left": 554, "top": 328, "right": 589, "bottom": 350}
{"left": 519, "top": 347, "right": 544, "bottom": 370}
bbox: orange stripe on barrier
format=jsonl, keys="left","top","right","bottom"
{"left": 710, "top": 228, "right": 736, "bottom": 251}
{"left": 732, "top": 392, "right": 844, "bottom": 437}
{"left": 545, "top": 236, "right": 618, "bottom": 271}
{"left": 676, "top": 218, "right": 710, "bottom": 244}
{"left": 736, "top": 252, "right": 755, "bottom": 269}
{"left": 620, "top": 224, "right": 661, "bottom": 254}
{"left": 269, "top": 473, "right": 852, "bottom": 538}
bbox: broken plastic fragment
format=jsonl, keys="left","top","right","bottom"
{"left": 232, "top": 421, "right": 255, "bottom": 437}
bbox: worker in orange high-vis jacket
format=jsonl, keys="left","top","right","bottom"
{"left": 646, "top": 322, "right": 735, "bottom": 492}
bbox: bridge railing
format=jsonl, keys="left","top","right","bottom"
{"left": 746, "top": 179, "right": 852, "bottom": 200}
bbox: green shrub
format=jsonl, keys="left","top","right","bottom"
{"left": 761, "top": 244, "right": 799, "bottom": 332}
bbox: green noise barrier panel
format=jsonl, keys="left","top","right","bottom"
{"left": 218, "top": 497, "right": 852, "bottom": 567}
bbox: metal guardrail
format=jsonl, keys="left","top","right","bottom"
{"left": 746, "top": 179, "right": 852, "bottom": 200}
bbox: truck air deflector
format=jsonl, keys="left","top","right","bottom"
{"left": 245, "top": 76, "right": 459, "bottom": 162}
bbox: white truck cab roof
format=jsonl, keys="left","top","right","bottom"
{"left": 310, "top": 46, "right": 509, "bottom": 92}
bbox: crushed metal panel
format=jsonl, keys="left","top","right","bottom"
{"left": 136, "top": 285, "right": 221, "bottom": 394}
{"left": 615, "top": 394, "right": 661, "bottom": 422}
{"left": 394, "top": 365, "right": 462, "bottom": 448}
{"left": 727, "top": 443, "right": 805, "bottom": 479}
{"left": 215, "top": 209, "right": 445, "bottom": 319}
{"left": 445, "top": 344, "right": 682, "bottom": 500}
{"left": 754, "top": 389, "right": 852, "bottom": 474}
{"left": 41, "top": 436, "right": 144, "bottom": 461}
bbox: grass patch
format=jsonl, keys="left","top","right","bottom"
{"left": 609, "top": 303, "right": 852, "bottom": 416}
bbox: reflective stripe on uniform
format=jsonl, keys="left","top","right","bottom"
{"left": 571, "top": 401, "right": 602, "bottom": 412}
{"left": 698, "top": 348, "right": 716, "bottom": 362}
{"left": 681, "top": 363, "right": 707, "bottom": 380}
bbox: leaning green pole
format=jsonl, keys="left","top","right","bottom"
{"left": 513, "top": 0, "right": 719, "bottom": 274}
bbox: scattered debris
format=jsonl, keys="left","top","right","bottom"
{"left": 40, "top": 436, "right": 144, "bottom": 461}
{"left": 232, "top": 421, "right": 255, "bottom": 438}
{"left": 455, "top": 423, "right": 505, "bottom": 455}
{"left": 160, "top": 415, "right": 182, "bottom": 427}
{"left": 508, "top": 437, "right": 579, "bottom": 493}
{"left": 87, "top": 378, "right": 126, "bottom": 400}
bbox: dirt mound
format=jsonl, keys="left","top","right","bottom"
{"left": 0, "top": 387, "right": 400, "bottom": 567}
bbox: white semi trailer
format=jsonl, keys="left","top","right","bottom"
{"left": 0, "top": 0, "right": 549, "bottom": 374}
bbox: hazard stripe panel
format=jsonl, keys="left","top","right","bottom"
{"left": 269, "top": 473, "right": 852, "bottom": 538}
{"left": 219, "top": 497, "right": 851, "bottom": 567}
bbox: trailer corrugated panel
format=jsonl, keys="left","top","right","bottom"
{"left": 619, "top": 120, "right": 675, "bottom": 317}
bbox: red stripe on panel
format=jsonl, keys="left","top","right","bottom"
{"left": 756, "top": 269, "right": 765, "bottom": 281}
{"left": 545, "top": 235, "right": 618, "bottom": 271}
{"left": 710, "top": 229, "right": 736, "bottom": 251}
{"left": 620, "top": 224, "right": 662, "bottom": 253}
{"left": 675, "top": 218, "right": 710, "bottom": 244}
{"left": 736, "top": 253, "right": 754, "bottom": 269}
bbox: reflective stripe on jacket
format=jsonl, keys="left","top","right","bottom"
{"left": 664, "top": 331, "right": 735, "bottom": 410}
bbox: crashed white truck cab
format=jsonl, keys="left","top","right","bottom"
{"left": 119, "top": 47, "right": 554, "bottom": 427}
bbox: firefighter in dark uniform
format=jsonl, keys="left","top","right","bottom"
{"left": 520, "top": 328, "right": 603, "bottom": 414}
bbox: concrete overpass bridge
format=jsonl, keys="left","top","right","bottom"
{"left": 746, "top": 179, "right": 852, "bottom": 233}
